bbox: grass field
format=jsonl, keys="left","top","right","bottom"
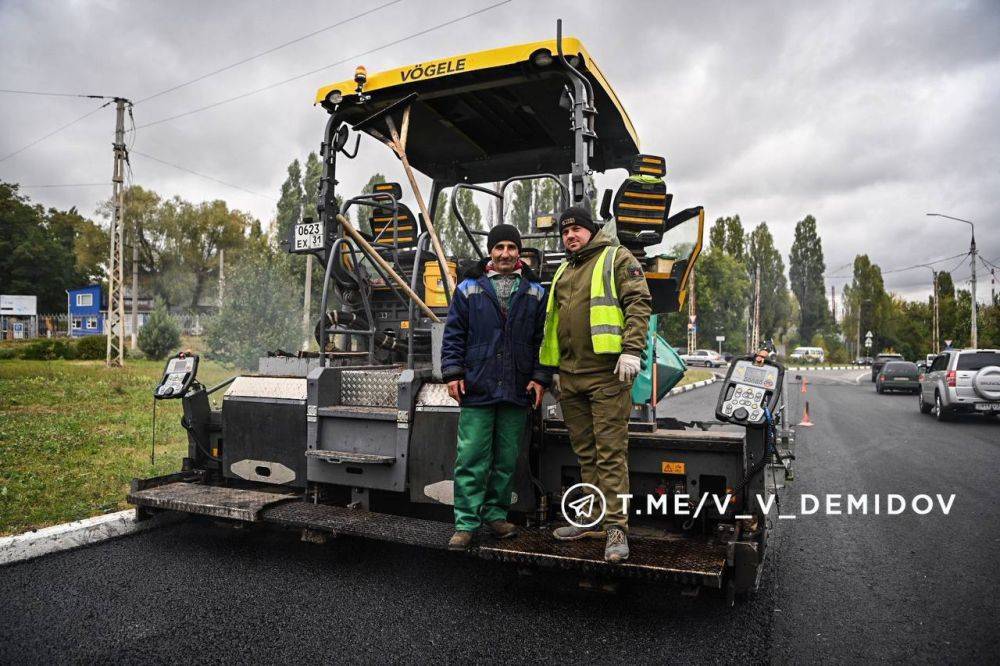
{"left": 676, "top": 368, "right": 715, "bottom": 387}
{"left": 0, "top": 357, "right": 234, "bottom": 536}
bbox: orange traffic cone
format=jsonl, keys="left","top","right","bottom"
{"left": 801, "top": 377, "right": 808, "bottom": 394}
{"left": 798, "top": 401, "right": 814, "bottom": 427}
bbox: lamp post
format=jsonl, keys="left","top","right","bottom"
{"left": 917, "top": 264, "right": 939, "bottom": 354}
{"left": 927, "top": 213, "right": 976, "bottom": 348}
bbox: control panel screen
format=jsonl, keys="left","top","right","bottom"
{"left": 742, "top": 366, "right": 769, "bottom": 386}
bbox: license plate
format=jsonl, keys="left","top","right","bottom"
{"left": 894, "top": 377, "right": 909, "bottom": 381}
{"left": 975, "top": 403, "right": 1000, "bottom": 411}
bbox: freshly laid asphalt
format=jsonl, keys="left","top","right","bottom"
{"left": 2, "top": 369, "right": 998, "bottom": 663}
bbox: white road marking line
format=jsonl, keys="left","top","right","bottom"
{"left": 778, "top": 515, "right": 797, "bottom": 519}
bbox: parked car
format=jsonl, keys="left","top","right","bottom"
{"left": 875, "top": 361, "right": 920, "bottom": 394}
{"left": 680, "top": 349, "right": 725, "bottom": 368}
{"left": 853, "top": 356, "right": 873, "bottom": 366}
{"left": 918, "top": 349, "right": 1000, "bottom": 421}
{"left": 871, "top": 352, "right": 904, "bottom": 382}
{"left": 790, "top": 346, "right": 825, "bottom": 363}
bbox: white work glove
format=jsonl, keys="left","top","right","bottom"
{"left": 614, "top": 354, "right": 642, "bottom": 383}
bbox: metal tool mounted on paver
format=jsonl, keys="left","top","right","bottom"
{"left": 130, "top": 21, "right": 788, "bottom": 602}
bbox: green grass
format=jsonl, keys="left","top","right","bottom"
{"left": 677, "top": 369, "right": 715, "bottom": 387}
{"left": 0, "top": 357, "right": 235, "bottom": 536}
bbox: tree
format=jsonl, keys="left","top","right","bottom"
{"left": 708, "top": 215, "right": 746, "bottom": 260}
{"left": 138, "top": 299, "right": 181, "bottom": 360}
{"left": 439, "top": 188, "right": 484, "bottom": 258}
{"left": 302, "top": 152, "right": 322, "bottom": 221}
{"left": 275, "top": 159, "right": 303, "bottom": 244}
{"left": 746, "top": 222, "right": 791, "bottom": 341}
{"left": 0, "top": 183, "right": 94, "bottom": 312}
{"left": 788, "top": 215, "right": 829, "bottom": 343}
{"left": 693, "top": 248, "right": 751, "bottom": 351}
{"left": 356, "top": 173, "right": 387, "bottom": 229}
{"left": 506, "top": 180, "right": 533, "bottom": 235}
{"left": 842, "top": 254, "right": 891, "bottom": 354}
{"left": 205, "top": 252, "right": 301, "bottom": 369}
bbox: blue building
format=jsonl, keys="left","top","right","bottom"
{"left": 68, "top": 285, "right": 103, "bottom": 337}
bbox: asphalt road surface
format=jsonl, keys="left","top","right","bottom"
{"left": 2, "top": 369, "right": 998, "bottom": 663}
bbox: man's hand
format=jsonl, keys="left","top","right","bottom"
{"left": 526, "top": 381, "right": 544, "bottom": 409}
{"left": 614, "top": 354, "right": 642, "bottom": 383}
{"left": 447, "top": 379, "right": 465, "bottom": 403}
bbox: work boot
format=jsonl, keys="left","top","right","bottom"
{"left": 486, "top": 520, "right": 518, "bottom": 539}
{"left": 448, "top": 531, "right": 474, "bottom": 551}
{"left": 604, "top": 527, "right": 629, "bottom": 563}
{"left": 552, "top": 524, "right": 606, "bottom": 541}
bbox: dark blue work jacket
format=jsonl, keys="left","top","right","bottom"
{"left": 440, "top": 261, "right": 549, "bottom": 407}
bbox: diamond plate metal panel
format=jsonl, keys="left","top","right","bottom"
{"left": 416, "top": 382, "right": 459, "bottom": 407}
{"left": 340, "top": 370, "right": 401, "bottom": 406}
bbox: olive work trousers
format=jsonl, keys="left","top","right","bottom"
{"left": 453, "top": 403, "right": 528, "bottom": 532}
{"left": 559, "top": 370, "right": 632, "bottom": 530}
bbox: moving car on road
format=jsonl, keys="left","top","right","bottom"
{"left": 918, "top": 349, "right": 1000, "bottom": 421}
{"left": 871, "top": 352, "right": 904, "bottom": 382}
{"left": 680, "top": 348, "right": 725, "bottom": 367}
{"left": 875, "top": 361, "right": 920, "bottom": 394}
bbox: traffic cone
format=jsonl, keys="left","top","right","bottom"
{"left": 798, "top": 401, "right": 814, "bottom": 427}
{"left": 801, "top": 377, "right": 808, "bottom": 394}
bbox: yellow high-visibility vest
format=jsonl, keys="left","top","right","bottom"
{"left": 539, "top": 245, "right": 625, "bottom": 366}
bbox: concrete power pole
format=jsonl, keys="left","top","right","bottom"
{"left": 687, "top": 266, "right": 697, "bottom": 351}
{"left": 970, "top": 235, "right": 978, "bottom": 348}
{"left": 302, "top": 253, "right": 313, "bottom": 351}
{"left": 831, "top": 285, "right": 836, "bottom": 323}
{"left": 218, "top": 248, "right": 225, "bottom": 308}
{"left": 130, "top": 211, "right": 140, "bottom": 349}
{"left": 106, "top": 97, "right": 131, "bottom": 367}
{"left": 751, "top": 266, "right": 761, "bottom": 352}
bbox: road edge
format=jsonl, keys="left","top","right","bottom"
{"left": 0, "top": 508, "right": 182, "bottom": 567}
{"left": 667, "top": 376, "right": 717, "bottom": 397}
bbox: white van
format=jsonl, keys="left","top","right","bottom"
{"left": 790, "top": 346, "right": 825, "bottom": 363}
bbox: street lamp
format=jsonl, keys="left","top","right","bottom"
{"left": 916, "top": 264, "right": 939, "bottom": 354}
{"left": 927, "top": 213, "right": 976, "bottom": 348}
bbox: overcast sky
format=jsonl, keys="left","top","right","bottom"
{"left": 2, "top": 0, "right": 998, "bottom": 304}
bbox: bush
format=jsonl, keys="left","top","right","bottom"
{"left": 0, "top": 348, "right": 17, "bottom": 360}
{"left": 74, "top": 334, "right": 109, "bottom": 360}
{"left": 18, "top": 339, "right": 76, "bottom": 360}
{"left": 138, "top": 301, "right": 181, "bottom": 360}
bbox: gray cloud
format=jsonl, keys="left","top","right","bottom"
{"left": 2, "top": 0, "right": 998, "bottom": 303}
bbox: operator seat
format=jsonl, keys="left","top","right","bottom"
{"left": 369, "top": 182, "right": 420, "bottom": 251}
{"left": 610, "top": 154, "right": 673, "bottom": 250}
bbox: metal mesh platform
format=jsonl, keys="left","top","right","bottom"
{"left": 477, "top": 530, "right": 728, "bottom": 587}
{"left": 262, "top": 502, "right": 727, "bottom": 584}
{"left": 127, "top": 482, "right": 297, "bottom": 522}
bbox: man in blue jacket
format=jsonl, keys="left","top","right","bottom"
{"left": 440, "top": 224, "right": 549, "bottom": 550}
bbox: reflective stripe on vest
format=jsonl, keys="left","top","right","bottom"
{"left": 539, "top": 246, "right": 625, "bottom": 366}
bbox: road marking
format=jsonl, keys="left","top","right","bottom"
{"left": 854, "top": 371, "right": 869, "bottom": 384}
{"left": 778, "top": 515, "right": 797, "bottom": 520}
{"left": 734, "top": 515, "right": 753, "bottom": 520}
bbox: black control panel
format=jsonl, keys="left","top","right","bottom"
{"left": 715, "top": 357, "right": 784, "bottom": 428}
{"left": 154, "top": 353, "right": 199, "bottom": 399}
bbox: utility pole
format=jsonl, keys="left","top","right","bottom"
{"left": 687, "top": 266, "right": 697, "bottom": 352}
{"left": 106, "top": 97, "right": 131, "bottom": 367}
{"left": 302, "top": 253, "right": 313, "bottom": 351}
{"left": 218, "top": 248, "right": 225, "bottom": 308}
{"left": 927, "top": 213, "right": 976, "bottom": 348}
{"left": 751, "top": 266, "right": 761, "bottom": 352}
{"left": 130, "top": 215, "right": 139, "bottom": 349}
{"left": 830, "top": 285, "right": 836, "bottom": 323}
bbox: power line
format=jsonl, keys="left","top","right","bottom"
{"left": 0, "top": 100, "right": 112, "bottom": 163}
{"left": 134, "top": 0, "right": 404, "bottom": 105}
{"left": 0, "top": 89, "right": 116, "bottom": 99}
{"left": 824, "top": 252, "right": 969, "bottom": 279}
{"left": 19, "top": 182, "right": 108, "bottom": 188}
{"left": 134, "top": 0, "right": 512, "bottom": 130}
{"left": 131, "top": 149, "right": 276, "bottom": 200}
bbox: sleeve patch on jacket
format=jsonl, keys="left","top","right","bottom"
{"left": 628, "top": 266, "right": 644, "bottom": 279}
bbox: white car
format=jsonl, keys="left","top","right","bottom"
{"left": 790, "top": 346, "right": 825, "bottom": 363}
{"left": 681, "top": 349, "right": 725, "bottom": 368}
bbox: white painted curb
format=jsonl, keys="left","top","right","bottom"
{"left": 0, "top": 508, "right": 182, "bottom": 567}
{"left": 785, "top": 365, "right": 853, "bottom": 372}
{"left": 666, "top": 375, "right": 717, "bottom": 397}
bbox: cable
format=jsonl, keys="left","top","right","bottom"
{"left": 0, "top": 100, "right": 111, "bottom": 163}
{"left": 131, "top": 149, "right": 275, "bottom": 200}
{"left": 824, "top": 252, "right": 969, "bottom": 279}
{"left": 134, "top": 0, "right": 512, "bottom": 130}
{"left": 19, "top": 182, "right": 108, "bottom": 188}
{"left": 134, "top": 0, "right": 405, "bottom": 105}
{"left": 0, "top": 89, "right": 116, "bottom": 99}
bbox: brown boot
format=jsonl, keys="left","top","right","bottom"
{"left": 486, "top": 520, "right": 518, "bottom": 539}
{"left": 448, "top": 531, "right": 474, "bottom": 551}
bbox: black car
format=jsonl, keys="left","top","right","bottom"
{"left": 876, "top": 361, "right": 920, "bottom": 394}
{"left": 871, "top": 353, "right": 904, "bottom": 382}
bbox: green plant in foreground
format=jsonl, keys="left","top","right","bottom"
{"left": 138, "top": 301, "right": 181, "bottom": 360}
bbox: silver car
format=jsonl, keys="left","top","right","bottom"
{"left": 918, "top": 349, "right": 1000, "bottom": 421}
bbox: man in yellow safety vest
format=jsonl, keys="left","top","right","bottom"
{"left": 539, "top": 206, "right": 651, "bottom": 562}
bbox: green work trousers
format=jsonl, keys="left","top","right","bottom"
{"left": 453, "top": 403, "right": 527, "bottom": 532}
{"left": 559, "top": 370, "right": 632, "bottom": 529}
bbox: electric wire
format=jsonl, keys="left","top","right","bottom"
{"left": 134, "top": 0, "right": 405, "bottom": 105}
{"left": 131, "top": 149, "right": 275, "bottom": 200}
{"left": 0, "top": 100, "right": 112, "bottom": 163}
{"left": 0, "top": 89, "right": 116, "bottom": 99}
{"left": 134, "top": 0, "right": 512, "bottom": 130}
{"left": 824, "top": 252, "right": 969, "bottom": 279}
{"left": 18, "top": 182, "right": 108, "bottom": 188}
